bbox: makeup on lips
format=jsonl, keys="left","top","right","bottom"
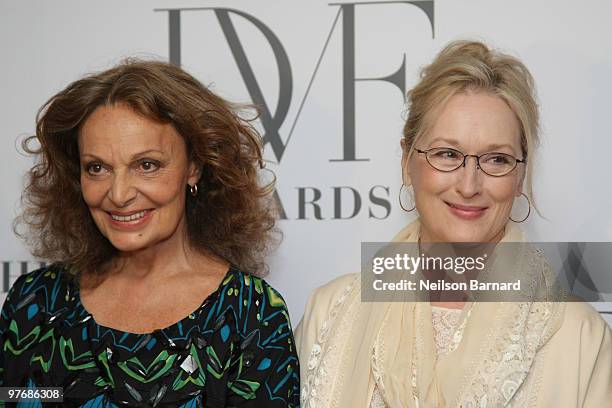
{"left": 445, "top": 202, "right": 487, "bottom": 220}
{"left": 107, "top": 209, "right": 154, "bottom": 230}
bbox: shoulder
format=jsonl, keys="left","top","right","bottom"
{"left": 547, "top": 301, "right": 612, "bottom": 404}
{"left": 561, "top": 300, "right": 610, "bottom": 336}
{"left": 2, "top": 264, "right": 72, "bottom": 312}
{"left": 303, "top": 273, "right": 359, "bottom": 317}
{"left": 548, "top": 300, "right": 611, "bottom": 357}
{"left": 294, "top": 273, "right": 359, "bottom": 350}
{"left": 203, "top": 268, "right": 300, "bottom": 405}
{"left": 224, "top": 267, "right": 290, "bottom": 309}
{"left": 216, "top": 267, "right": 294, "bottom": 333}
{"left": 1, "top": 263, "right": 76, "bottom": 340}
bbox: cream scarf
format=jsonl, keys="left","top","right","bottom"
{"left": 301, "top": 220, "right": 566, "bottom": 407}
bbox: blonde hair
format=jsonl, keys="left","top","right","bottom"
{"left": 403, "top": 40, "right": 540, "bottom": 208}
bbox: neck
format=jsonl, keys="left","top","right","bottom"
{"left": 418, "top": 225, "right": 507, "bottom": 310}
{"left": 107, "top": 216, "right": 219, "bottom": 282}
{"left": 430, "top": 301, "right": 465, "bottom": 310}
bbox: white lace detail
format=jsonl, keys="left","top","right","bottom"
{"left": 457, "top": 301, "right": 552, "bottom": 407}
{"left": 371, "top": 315, "right": 390, "bottom": 408}
{"left": 457, "top": 248, "right": 558, "bottom": 407}
{"left": 431, "top": 306, "right": 463, "bottom": 356}
{"left": 370, "top": 386, "right": 386, "bottom": 408}
{"left": 370, "top": 374, "right": 419, "bottom": 408}
{"left": 301, "top": 275, "right": 359, "bottom": 408}
{"left": 368, "top": 298, "right": 552, "bottom": 408}
{"left": 452, "top": 305, "right": 471, "bottom": 353}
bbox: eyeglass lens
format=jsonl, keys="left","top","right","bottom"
{"left": 425, "top": 148, "right": 517, "bottom": 176}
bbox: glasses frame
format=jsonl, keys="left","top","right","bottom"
{"left": 415, "top": 147, "right": 526, "bottom": 177}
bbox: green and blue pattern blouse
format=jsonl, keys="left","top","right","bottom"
{"left": 0, "top": 264, "right": 300, "bottom": 407}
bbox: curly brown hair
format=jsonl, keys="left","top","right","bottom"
{"left": 14, "top": 59, "right": 278, "bottom": 278}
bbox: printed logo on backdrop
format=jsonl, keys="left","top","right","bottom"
{"left": 155, "top": 1, "right": 435, "bottom": 221}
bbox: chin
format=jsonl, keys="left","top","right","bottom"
{"left": 433, "top": 222, "right": 490, "bottom": 243}
{"left": 447, "top": 234, "right": 487, "bottom": 243}
{"left": 106, "top": 235, "right": 152, "bottom": 252}
{"left": 448, "top": 229, "right": 502, "bottom": 243}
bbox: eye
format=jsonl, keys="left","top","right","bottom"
{"left": 86, "top": 162, "right": 107, "bottom": 176}
{"left": 485, "top": 154, "right": 512, "bottom": 165}
{"left": 139, "top": 160, "right": 160, "bottom": 172}
{"left": 432, "top": 148, "right": 460, "bottom": 160}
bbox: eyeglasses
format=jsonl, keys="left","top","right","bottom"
{"left": 415, "top": 147, "right": 525, "bottom": 177}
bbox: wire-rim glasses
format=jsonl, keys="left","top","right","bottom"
{"left": 415, "top": 147, "right": 525, "bottom": 177}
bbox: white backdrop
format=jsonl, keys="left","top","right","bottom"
{"left": 1, "top": 0, "right": 611, "bottom": 327}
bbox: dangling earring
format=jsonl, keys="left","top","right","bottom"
{"left": 189, "top": 184, "right": 198, "bottom": 197}
{"left": 510, "top": 192, "right": 531, "bottom": 223}
{"left": 399, "top": 184, "right": 416, "bottom": 212}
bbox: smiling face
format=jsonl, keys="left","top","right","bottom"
{"left": 403, "top": 90, "right": 525, "bottom": 243}
{"left": 78, "top": 103, "right": 200, "bottom": 253}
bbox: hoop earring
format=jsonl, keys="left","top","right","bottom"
{"left": 399, "top": 184, "right": 416, "bottom": 212}
{"left": 189, "top": 184, "right": 198, "bottom": 197}
{"left": 510, "top": 192, "right": 531, "bottom": 223}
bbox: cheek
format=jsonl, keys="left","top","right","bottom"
{"left": 146, "top": 179, "right": 187, "bottom": 229}
{"left": 411, "top": 163, "right": 452, "bottom": 196}
{"left": 80, "top": 177, "right": 107, "bottom": 208}
{"left": 141, "top": 174, "right": 187, "bottom": 206}
{"left": 487, "top": 178, "right": 520, "bottom": 206}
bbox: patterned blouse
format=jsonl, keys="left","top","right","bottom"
{"left": 0, "top": 264, "right": 300, "bottom": 407}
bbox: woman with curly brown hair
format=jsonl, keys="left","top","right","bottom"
{"left": 0, "top": 60, "right": 300, "bottom": 407}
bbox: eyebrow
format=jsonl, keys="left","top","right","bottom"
{"left": 428, "top": 138, "right": 516, "bottom": 152}
{"left": 80, "top": 149, "right": 166, "bottom": 162}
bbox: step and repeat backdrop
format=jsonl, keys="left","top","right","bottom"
{"left": 1, "top": 0, "right": 611, "bottom": 326}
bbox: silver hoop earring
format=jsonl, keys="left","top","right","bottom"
{"left": 189, "top": 184, "right": 198, "bottom": 197}
{"left": 399, "top": 184, "right": 416, "bottom": 212}
{"left": 510, "top": 192, "right": 531, "bottom": 223}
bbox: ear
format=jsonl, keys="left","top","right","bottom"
{"left": 400, "top": 139, "right": 412, "bottom": 186}
{"left": 187, "top": 161, "right": 202, "bottom": 187}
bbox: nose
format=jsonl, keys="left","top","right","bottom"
{"left": 108, "top": 171, "right": 137, "bottom": 207}
{"left": 456, "top": 155, "right": 483, "bottom": 197}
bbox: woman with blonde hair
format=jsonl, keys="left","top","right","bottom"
{"left": 296, "top": 41, "right": 611, "bottom": 407}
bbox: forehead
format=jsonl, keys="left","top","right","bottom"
{"left": 422, "top": 91, "right": 521, "bottom": 151}
{"left": 78, "top": 103, "right": 184, "bottom": 158}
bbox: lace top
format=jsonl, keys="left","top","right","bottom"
{"left": 370, "top": 306, "right": 465, "bottom": 407}
{"left": 431, "top": 306, "right": 463, "bottom": 356}
{"left": 0, "top": 264, "right": 300, "bottom": 407}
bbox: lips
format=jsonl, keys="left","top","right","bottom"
{"left": 445, "top": 201, "right": 487, "bottom": 220}
{"left": 445, "top": 202, "right": 487, "bottom": 211}
{"left": 109, "top": 209, "right": 151, "bottom": 222}
{"left": 106, "top": 209, "right": 155, "bottom": 230}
